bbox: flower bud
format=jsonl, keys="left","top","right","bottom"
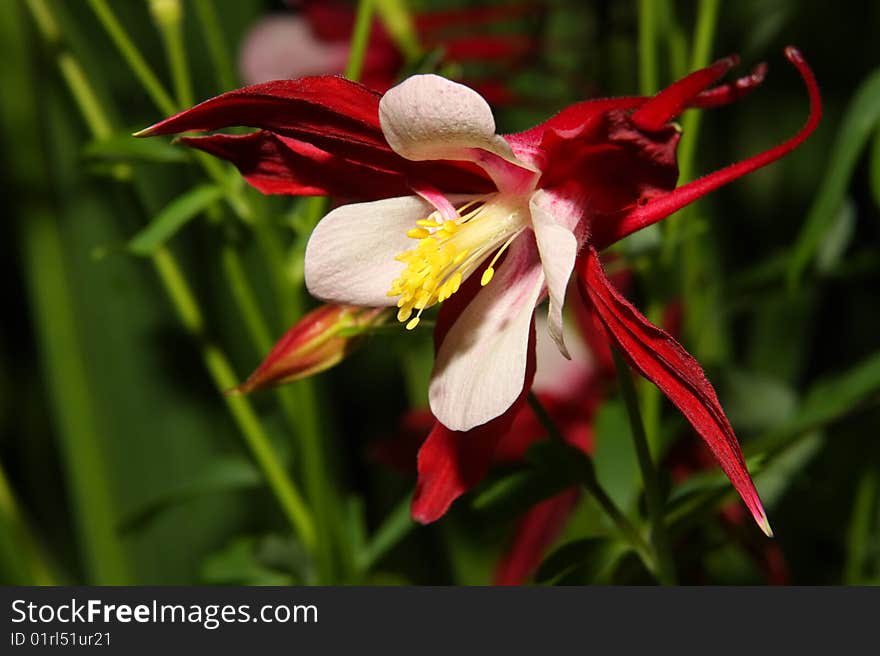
{"left": 148, "top": 0, "right": 182, "bottom": 27}
{"left": 231, "top": 305, "right": 388, "bottom": 394}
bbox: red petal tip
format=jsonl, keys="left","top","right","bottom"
{"left": 751, "top": 62, "right": 769, "bottom": 82}
{"left": 630, "top": 53, "right": 742, "bottom": 131}
{"left": 784, "top": 46, "right": 803, "bottom": 63}
{"left": 607, "top": 47, "right": 821, "bottom": 244}
{"left": 718, "top": 54, "right": 740, "bottom": 69}
{"left": 758, "top": 512, "right": 774, "bottom": 539}
{"left": 409, "top": 506, "right": 434, "bottom": 525}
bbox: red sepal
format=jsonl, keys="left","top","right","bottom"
{"left": 138, "top": 76, "right": 493, "bottom": 197}
{"left": 578, "top": 248, "right": 772, "bottom": 536}
{"left": 598, "top": 48, "right": 821, "bottom": 247}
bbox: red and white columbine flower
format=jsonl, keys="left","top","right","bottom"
{"left": 140, "top": 47, "right": 820, "bottom": 535}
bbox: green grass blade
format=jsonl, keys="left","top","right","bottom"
{"left": 788, "top": 67, "right": 880, "bottom": 287}
{"left": 128, "top": 184, "right": 224, "bottom": 256}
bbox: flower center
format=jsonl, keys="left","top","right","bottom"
{"left": 388, "top": 194, "right": 529, "bottom": 329}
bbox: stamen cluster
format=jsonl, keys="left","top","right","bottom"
{"left": 388, "top": 197, "right": 526, "bottom": 329}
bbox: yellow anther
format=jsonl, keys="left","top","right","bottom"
{"left": 414, "top": 291, "right": 431, "bottom": 309}
{"left": 388, "top": 194, "right": 527, "bottom": 329}
{"left": 407, "top": 228, "right": 430, "bottom": 239}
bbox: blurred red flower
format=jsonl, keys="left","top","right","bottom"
{"left": 239, "top": 0, "right": 542, "bottom": 105}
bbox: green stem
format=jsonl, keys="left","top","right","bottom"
{"left": 678, "top": 0, "right": 721, "bottom": 185}
{"left": 0, "top": 458, "right": 58, "bottom": 585}
{"left": 345, "top": 0, "right": 375, "bottom": 81}
{"left": 638, "top": 0, "right": 659, "bottom": 96}
{"left": 284, "top": 285, "right": 335, "bottom": 581}
{"left": 660, "top": 0, "right": 688, "bottom": 80}
{"left": 660, "top": 0, "right": 720, "bottom": 261}
{"left": 640, "top": 303, "right": 665, "bottom": 457}
{"left": 86, "top": 0, "right": 177, "bottom": 115}
{"left": 25, "top": 0, "right": 130, "bottom": 180}
{"left": 843, "top": 470, "right": 878, "bottom": 584}
{"left": 356, "top": 494, "right": 415, "bottom": 574}
{"left": 157, "top": 0, "right": 331, "bottom": 574}
{"left": 23, "top": 208, "right": 132, "bottom": 584}
{"left": 31, "top": 1, "right": 317, "bottom": 552}
{"left": 526, "top": 393, "right": 657, "bottom": 573}
{"left": 22, "top": 0, "right": 131, "bottom": 586}
{"left": 611, "top": 349, "right": 677, "bottom": 585}
{"left": 221, "top": 247, "right": 274, "bottom": 351}
{"left": 526, "top": 392, "right": 565, "bottom": 443}
{"left": 153, "top": 249, "right": 317, "bottom": 550}
{"left": 151, "top": 0, "right": 194, "bottom": 108}
{"left": 193, "top": 0, "right": 236, "bottom": 91}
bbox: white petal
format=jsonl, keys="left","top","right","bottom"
{"left": 304, "top": 196, "right": 431, "bottom": 306}
{"left": 378, "top": 75, "right": 538, "bottom": 191}
{"left": 428, "top": 235, "right": 544, "bottom": 431}
{"left": 380, "top": 74, "right": 508, "bottom": 161}
{"left": 529, "top": 190, "right": 580, "bottom": 359}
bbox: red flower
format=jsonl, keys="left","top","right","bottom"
{"left": 239, "top": 0, "right": 541, "bottom": 105}
{"left": 139, "top": 47, "right": 821, "bottom": 537}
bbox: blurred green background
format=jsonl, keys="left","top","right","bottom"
{"left": 1, "top": 0, "right": 879, "bottom": 585}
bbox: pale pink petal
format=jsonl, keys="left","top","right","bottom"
{"left": 304, "top": 195, "right": 431, "bottom": 306}
{"left": 378, "top": 74, "right": 538, "bottom": 192}
{"left": 429, "top": 235, "right": 544, "bottom": 431}
{"left": 238, "top": 15, "right": 349, "bottom": 85}
{"left": 532, "top": 314, "right": 594, "bottom": 398}
{"left": 410, "top": 182, "right": 462, "bottom": 225}
{"left": 529, "top": 190, "right": 580, "bottom": 359}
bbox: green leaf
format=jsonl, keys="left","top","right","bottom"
{"left": 788, "top": 66, "right": 880, "bottom": 287}
{"left": 816, "top": 198, "right": 857, "bottom": 274}
{"left": 871, "top": 126, "right": 880, "bottom": 209}
{"left": 535, "top": 537, "right": 630, "bottom": 585}
{"left": 83, "top": 132, "right": 189, "bottom": 164}
{"left": 356, "top": 494, "right": 415, "bottom": 574}
{"left": 667, "top": 360, "right": 869, "bottom": 532}
{"left": 472, "top": 441, "right": 589, "bottom": 521}
{"left": 753, "top": 431, "right": 822, "bottom": 509}
{"left": 750, "top": 350, "right": 880, "bottom": 455}
{"left": 843, "top": 469, "right": 879, "bottom": 584}
{"left": 592, "top": 400, "right": 641, "bottom": 512}
{"left": 200, "top": 536, "right": 295, "bottom": 586}
{"left": 667, "top": 454, "right": 766, "bottom": 510}
{"left": 127, "top": 184, "right": 223, "bottom": 256}
{"left": 722, "top": 369, "right": 797, "bottom": 433}
{"left": 118, "top": 456, "right": 262, "bottom": 533}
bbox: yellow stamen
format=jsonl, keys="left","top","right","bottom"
{"left": 388, "top": 195, "right": 527, "bottom": 328}
{"left": 479, "top": 232, "right": 519, "bottom": 287}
